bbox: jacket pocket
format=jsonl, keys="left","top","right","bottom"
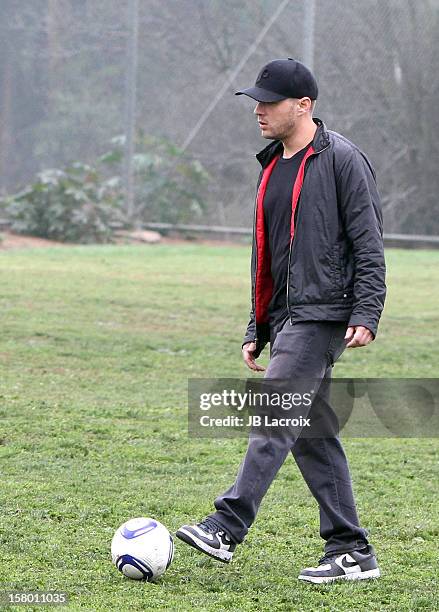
{"left": 331, "top": 245, "right": 344, "bottom": 291}
{"left": 326, "top": 322, "right": 348, "bottom": 367}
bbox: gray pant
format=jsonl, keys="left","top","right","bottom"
{"left": 209, "top": 319, "right": 370, "bottom": 555}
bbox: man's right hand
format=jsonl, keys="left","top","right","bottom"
{"left": 242, "top": 342, "right": 265, "bottom": 372}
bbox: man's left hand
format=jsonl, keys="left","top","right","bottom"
{"left": 344, "top": 325, "right": 374, "bottom": 348}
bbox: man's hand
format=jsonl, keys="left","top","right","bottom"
{"left": 344, "top": 325, "right": 374, "bottom": 348}
{"left": 242, "top": 342, "right": 265, "bottom": 371}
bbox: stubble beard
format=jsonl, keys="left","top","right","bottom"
{"left": 267, "top": 116, "right": 297, "bottom": 142}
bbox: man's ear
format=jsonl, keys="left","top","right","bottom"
{"left": 297, "top": 97, "right": 311, "bottom": 115}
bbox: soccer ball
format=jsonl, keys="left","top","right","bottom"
{"left": 111, "top": 517, "right": 174, "bottom": 581}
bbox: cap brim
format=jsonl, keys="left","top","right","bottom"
{"left": 235, "top": 86, "right": 287, "bottom": 102}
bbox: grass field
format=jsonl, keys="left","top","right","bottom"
{"left": 0, "top": 244, "right": 438, "bottom": 611}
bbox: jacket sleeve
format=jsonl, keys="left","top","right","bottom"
{"left": 336, "top": 147, "right": 386, "bottom": 338}
{"left": 241, "top": 169, "right": 270, "bottom": 358}
{"left": 242, "top": 310, "right": 257, "bottom": 348}
{"left": 242, "top": 312, "right": 269, "bottom": 358}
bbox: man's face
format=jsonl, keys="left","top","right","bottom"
{"left": 254, "top": 98, "right": 302, "bottom": 140}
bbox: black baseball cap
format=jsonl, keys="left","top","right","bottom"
{"left": 235, "top": 58, "right": 318, "bottom": 102}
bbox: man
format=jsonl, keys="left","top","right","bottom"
{"left": 177, "top": 58, "right": 386, "bottom": 583}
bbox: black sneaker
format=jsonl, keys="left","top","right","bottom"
{"left": 298, "top": 545, "right": 380, "bottom": 584}
{"left": 176, "top": 518, "right": 236, "bottom": 563}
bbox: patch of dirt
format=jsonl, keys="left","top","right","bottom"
{"left": 0, "top": 232, "right": 66, "bottom": 250}
{"left": 0, "top": 231, "right": 248, "bottom": 250}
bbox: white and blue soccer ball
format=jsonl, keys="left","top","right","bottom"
{"left": 111, "top": 517, "right": 174, "bottom": 581}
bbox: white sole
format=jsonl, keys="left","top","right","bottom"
{"left": 176, "top": 527, "right": 233, "bottom": 562}
{"left": 298, "top": 568, "right": 381, "bottom": 584}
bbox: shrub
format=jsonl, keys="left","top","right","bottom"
{"left": 3, "top": 134, "right": 209, "bottom": 243}
{"left": 4, "top": 163, "right": 123, "bottom": 243}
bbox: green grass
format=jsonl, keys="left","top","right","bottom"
{"left": 0, "top": 244, "right": 438, "bottom": 611}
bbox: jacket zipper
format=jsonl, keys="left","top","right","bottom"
{"left": 286, "top": 234, "right": 294, "bottom": 324}
{"left": 252, "top": 181, "right": 262, "bottom": 342}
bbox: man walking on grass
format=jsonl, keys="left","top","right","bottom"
{"left": 177, "top": 58, "right": 386, "bottom": 583}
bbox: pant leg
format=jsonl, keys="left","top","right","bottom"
{"left": 291, "top": 368, "right": 370, "bottom": 555}
{"left": 210, "top": 320, "right": 364, "bottom": 546}
{"left": 208, "top": 432, "right": 292, "bottom": 543}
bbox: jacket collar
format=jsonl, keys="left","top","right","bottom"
{"left": 255, "top": 117, "right": 330, "bottom": 168}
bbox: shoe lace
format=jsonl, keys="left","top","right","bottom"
{"left": 199, "top": 517, "right": 221, "bottom": 534}
{"left": 318, "top": 554, "right": 336, "bottom": 565}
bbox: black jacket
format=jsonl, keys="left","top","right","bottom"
{"left": 243, "top": 117, "right": 386, "bottom": 358}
